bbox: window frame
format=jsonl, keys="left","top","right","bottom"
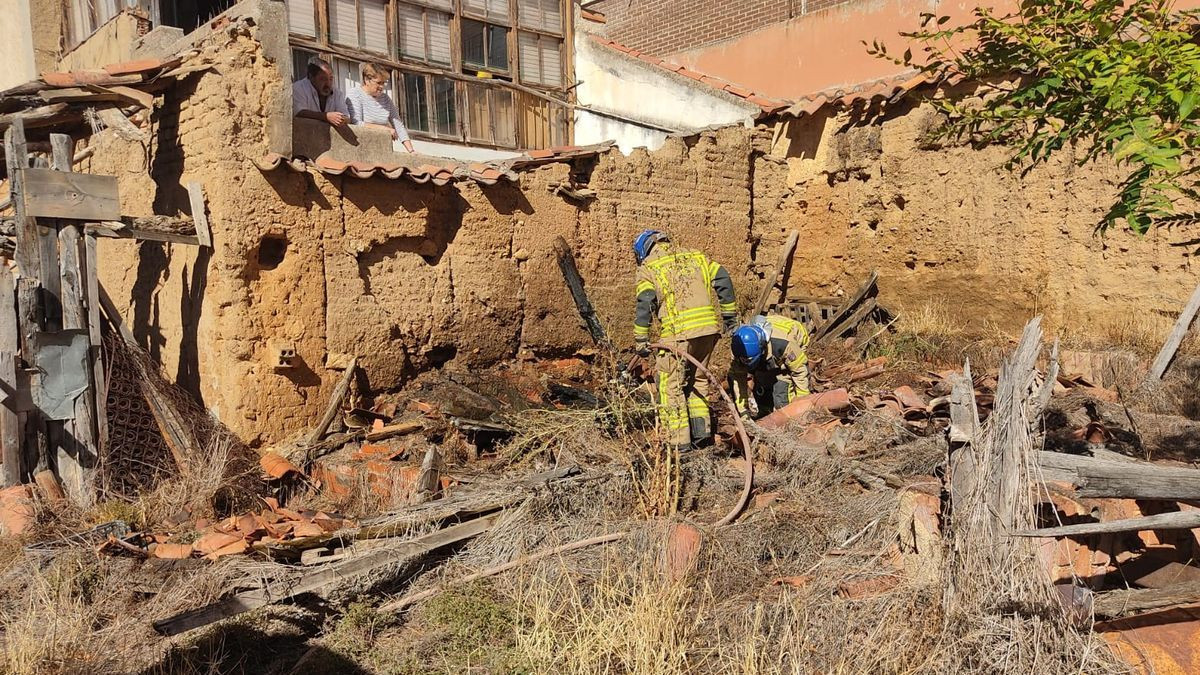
{"left": 460, "top": 18, "right": 511, "bottom": 75}
{"left": 395, "top": 2, "right": 453, "bottom": 66}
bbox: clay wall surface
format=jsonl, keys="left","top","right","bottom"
{"left": 758, "top": 101, "right": 1199, "bottom": 336}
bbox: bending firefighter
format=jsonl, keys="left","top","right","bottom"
{"left": 729, "top": 314, "right": 811, "bottom": 419}
{"left": 632, "top": 230, "right": 737, "bottom": 452}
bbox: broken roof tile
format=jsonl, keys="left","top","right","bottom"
{"left": 581, "top": 8, "right": 606, "bottom": 22}
{"left": 104, "top": 58, "right": 165, "bottom": 76}
{"left": 780, "top": 70, "right": 932, "bottom": 120}
{"left": 526, "top": 148, "right": 555, "bottom": 159}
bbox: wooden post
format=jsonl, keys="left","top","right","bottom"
{"left": 1147, "top": 281, "right": 1200, "bottom": 381}
{"left": 307, "top": 357, "right": 357, "bottom": 446}
{"left": 752, "top": 230, "right": 799, "bottom": 317}
{"left": 5, "top": 117, "right": 50, "bottom": 486}
{"left": 0, "top": 265, "right": 20, "bottom": 487}
{"left": 185, "top": 182, "right": 212, "bottom": 248}
{"left": 51, "top": 133, "right": 96, "bottom": 507}
{"left": 84, "top": 233, "right": 107, "bottom": 455}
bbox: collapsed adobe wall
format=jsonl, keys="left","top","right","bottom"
{"left": 754, "top": 100, "right": 1200, "bottom": 336}
{"left": 79, "top": 24, "right": 1199, "bottom": 449}
{"left": 79, "top": 20, "right": 763, "bottom": 447}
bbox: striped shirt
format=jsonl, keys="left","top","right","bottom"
{"left": 346, "top": 86, "right": 411, "bottom": 144}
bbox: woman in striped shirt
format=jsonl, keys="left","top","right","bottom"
{"left": 347, "top": 63, "right": 415, "bottom": 153}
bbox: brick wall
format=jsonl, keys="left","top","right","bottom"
{"left": 589, "top": 0, "right": 799, "bottom": 56}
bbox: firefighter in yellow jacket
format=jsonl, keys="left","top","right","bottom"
{"left": 729, "top": 314, "right": 811, "bottom": 419}
{"left": 632, "top": 230, "right": 737, "bottom": 451}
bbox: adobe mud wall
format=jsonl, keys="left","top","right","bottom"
{"left": 76, "top": 24, "right": 1197, "bottom": 449}
{"left": 756, "top": 99, "right": 1200, "bottom": 337}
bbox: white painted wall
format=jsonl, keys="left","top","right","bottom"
{"left": 0, "top": 0, "right": 36, "bottom": 91}
{"left": 573, "top": 33, "right": 757, "bottom": 153}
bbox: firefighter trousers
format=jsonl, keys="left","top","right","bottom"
{"left": 654, "top": 334, "right": 718, "bottom": 448}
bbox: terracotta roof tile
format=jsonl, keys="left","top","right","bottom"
{"left": 780, "top": 70, "right": 933, "bottom": 119}
{"left": 581, "top": 8, "right": 606, "bottom": 23}
{"left": 104, "top": 58, "right": 165, "bottom": 76}
{"left": 526, "top": 148, "right": 555, "bottom": 159}
{"left": 587, "top": 36, "right": 789, "bottom": 115}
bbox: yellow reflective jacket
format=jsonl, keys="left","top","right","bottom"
{"left": 633, "top": 243, "right": 737, "bottom": 343}
{"left": 729, "top": 314, "right": 811, "bottom": 413}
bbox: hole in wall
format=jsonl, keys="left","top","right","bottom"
{"left": 257, "top": 235, "right": 288, "bottom": 270}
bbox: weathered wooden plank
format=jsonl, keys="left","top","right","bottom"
{"left": 814, "top": 270, "right": 878, "bottom": 342}
{"left": 38, "top": 88, "right": 126, "bottom": 105}
{"left": 95, "top": 107, "right": 146, "bottom": 143}
{"left": 152, "top": 512, "right": 503, "bottom": 636}
{"left": 22, "top": 168, "right": 119, "bottom": 222}
{"left": 185, "top": 182, "right": 212, "bottom": 248}
{"left": 84, "top": 234, "right": 106, "bottom": 450}
{"left": 0, "top": 104, "right": 70, "bottom": 132}
{"left": 1015, "top": 510, "right": 1200, "bottom": 538}
{"left": 1094, "top": 580, "right": 1200, "bottom": 618}
{"left": 0, "top": 265, "right": 20, "bottom": 486}
{"left": 752, "top": 229, "right": 799, "bottom": 317}
{"left": 822, "top": 297, "right": 878, "bottom": 343}
{"left": 307, "top": 357, "right": 357, "bottom": 446}
{"left": 5, "top": 119, "right": 38, "bottom": 282}
{"left": 84, "top": 223, "right": 200, "bottom": 245}
{"left": 1148, "top": 282, "right": 1200, "bottom": 381}
{"left": 84, "top": 84, "right": 155, "bottom": 109}
{"left": 553, "top": 236, "right": 608, "bottom": 347}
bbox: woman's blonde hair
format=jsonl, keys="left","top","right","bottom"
{"left": 361, "top": 62, "right": 389, "bottom": 83}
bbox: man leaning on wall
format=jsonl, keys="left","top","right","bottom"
{"left": 292, "top": 57, "right": 350, "bottom": 127}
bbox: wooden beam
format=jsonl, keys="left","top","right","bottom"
{"left": 307, "top": 357, "right": 357, "bottom": 446}
{"left": 185, "top": 182, "right": 212, "bottom": 248}
{"left": 52, "top": 133, "right": 96, "bottom": 507}
{"left": 814, "top": 270, "right": 878, "bottom": 342}
{"left": 0, "top": 265, "right": 20, "bottom": 487}
{"left": 5, "top": 119, "right": 38, "bottom": 282}
{"left": 21, "top": 168, "right": 119, "bottom": 221}
{"left": 1094, "top": 581, "right": 1200, "bottom": 619}
{"left": 0, "top": 104, "right": 71, "bottom": 133}
{"left": 84, "top": 233, "right": 106, "bottom": 454}
{"left": 85, "top": 223, "right": 200, "bottom": 245}
{"left": 752, "top": 230, "right": 799, "bottom": 317}
{"left": 152, "top": 512, "right": 503, "bottom": 636}
{"left": 1015, "top": 510, "right": 1200, "bottom": 538}
{"left": 553, "top": 236, "right": 608, "bottom": 348}
{"left": 95, "top": 107, "right": 146, "bottom": 143}
{"left": 1147, "top": 282, "right": 1200, "bottom": 381}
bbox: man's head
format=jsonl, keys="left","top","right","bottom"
{"left": 306, "top": 58, "right": 334, "bottom": 95}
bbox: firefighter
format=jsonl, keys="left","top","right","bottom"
{"left": 632, "top": 230, "right": 737, "bottom": 452}
{"left": 729, "top": 314, "right": 811, "bottom": 419}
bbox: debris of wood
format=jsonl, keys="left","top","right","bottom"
{"left": 364, "top": 421, "right": 423, "bottom": 442}
{"left": 753, "top": 230, "right": 799, "bottom": 316}
{"left": 185, "top": 181, "right": 212, "bottom": 248}
{"left": 1146, "top": 281, "right": 1200, "bottom": 382}
{"left": 1016, "top": 510, "right": 1200, "bottom": 538}
{"left": 307, "top": 358, "right": 357, "bottom": 446}
{"left": 553, "top": 236, "right": 610, "bottom": 348}
{"left": 814, "top": 271, "right": 879, "bottom": 343}
{"left": 1093, "top": 580, "right": 1200, "bottom": 619}
{"left": 379, "top": 530, "right": 627, "bottom": 613}
{"left": 153, "top": 511, "right": 503, "bottom": 636}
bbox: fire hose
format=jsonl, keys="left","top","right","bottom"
{"left": 649, "top": 342, "right": 755, "bottom": 527}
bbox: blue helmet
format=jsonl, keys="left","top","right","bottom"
{"left": 731, "top": 324, "right": 769, "bottom": 368}
{"left": 633, "top": 230, "right": 668, "bottom": 264}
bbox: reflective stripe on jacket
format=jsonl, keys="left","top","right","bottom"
{"left": 633, "top": 243, "right": 736, "bottom": 342}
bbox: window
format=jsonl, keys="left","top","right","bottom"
{"left": 402, "top": 72, "right": 431, "bottom": 133}
{"left": 518, "top": 32, "right": 561, "bottom": 87}
{"left": 433, "top": 77, "right": 458, "bottom": 137}
{"left": 329, "top": 0, "right": 389, "bottom": 54}
{"left": 466, "top": 84, "right": 517, "bottom": 147}
{"left": 517, "top": 0, "right": 561, "bottom": 34}
{"left": 462, "top": 20, "right": 509, "bottom": 73}
{"left": 291, "top": 47, "right": 319, "bottom": 83}
{"left": 461, "top": 0, "right": 508, "bottom": 24}
{"left": 397, "top": 3, "right": 452, "bottom": 65}
{"left": 285, "top": 0, "right": 318, "bottom": 37}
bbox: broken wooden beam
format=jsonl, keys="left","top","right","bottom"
{"left": 752, "top": 230, "right": 799, "bottom": 317}
{"left": 1037, "top": 451, "right": 1200, "bottom": 500}
{"left": 553, "top": 236, "right": 610, "bottom": 349}
{"left": 185, "top": 182, "right": 212, "bottom": 248}
{"left": 1015, "top": 510, "right": 1200, "bottom": 538}
{"left": 1093, "top": 580, "right": 1200, "bottom": 619}
{"left": 1147, "top": 281, "right": 1200, "bottom": 382}
{"left": 814, "top": 270, "right": 878, "bottom": 343}
{"left": 364, "top": 421, "right": 422, "bottom": 442}
{"left": 0, "top": 264, "right": 19, "bottom": 487}
{"left": 307, "top": 358, "right": 357, "bottom": 446}
{"left": 152, "top": 511, "right": 503, "bottom": 636}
